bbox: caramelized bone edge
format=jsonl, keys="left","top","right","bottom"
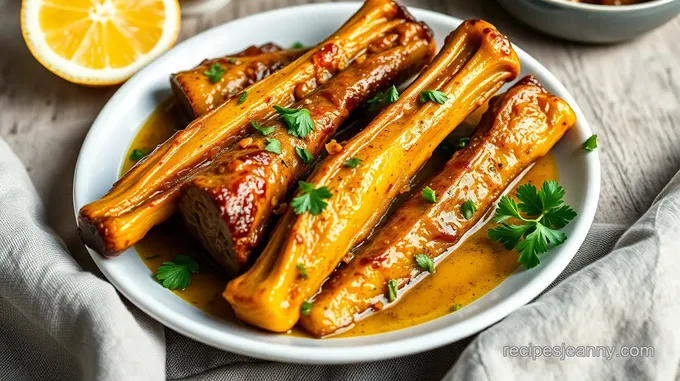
{"left": 78, "top": 0, "right": 418, "bottom": 257}
{"left": 179, "top": 23, "right": 436, "bottom": 277}
{"left": 224, "top": 20, "right": 521, "bottom": 332}
{"left": 298, "top": 75, "right": 577, "bottom": 337}
{"left": 171, "top": 43, "right": 309, "bottom": 119}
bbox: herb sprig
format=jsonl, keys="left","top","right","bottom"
{"left": 204, "top": 63, "right": 225, "bottom": 83}
{"left": 295, "top": 146, "right": 314, "bottom": 163}
{"left": 415, "top": 254, "right": 435, "bottom": 273}
{"left": 274, "top": 106, "right": 314, "bottom": 138}
{"left": 251, "top": 121, "right": 275, "bottom": 136}
{"left": 488, "top": 180, "right": 577, "bottom": 269}
{"left": 291, "top": 181, "right": 332, "bottom": 215}
{"left": 129, "top": 148, "right": 152, "bottom": 161}
{"left": 343, "top": 157, "right": 362, "bottom": 168}
{"left": 582, "top": 135, "right": 597, "bottom": 152}
{"left": 155, "top": 255, "right": 199, "bottom": 290}
{"left": 420, "top": 90, "right": 448, "bottom": 104}
{"left": 366, "top": 85, "right": 399, "bottom": 109}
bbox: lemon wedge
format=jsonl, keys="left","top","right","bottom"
{"left": 21, "top": 0, "right": 181, "bottom": 85}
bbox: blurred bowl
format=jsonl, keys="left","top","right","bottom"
{"left": 496, "top": 0, "right": 680, "bottom": 43}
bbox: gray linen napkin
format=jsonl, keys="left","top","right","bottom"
{"left": 0, "top": 134, "right": 676, "bottom": 381}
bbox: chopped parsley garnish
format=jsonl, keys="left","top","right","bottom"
{"left": 414, "top": 254, "right": 435, "bottom": 273}
{"left": 203, "top": 63, "right": 225, "bottom": 83}
{"left": 291, "top": 41, "right": 305, "bottom": 49}
{"left": 291, "top": 181, "right": 332, "bottom": 215}
{"left": 264, "top": 138, "right": 282, "bottom": 154}
{"left": 295, "top": 146, "right": 314, "bottom": 163}
{"left": 296, "top": 263, "right": 308, "bottom": 279}
{"left": 420, "top": 89, "right": 448, "bottom": 104}
{"left": 273, "top": 106, "right": 314, "bottom": 138}
{"left": 387, "top": 279, "right": 398, "bottom": 302}
{"left": 301, "top": 300, "right": 313, "bottom": 316}
{"left": 450, "top": 304, "right": 462, "bottom": 311}
{"left": 488, "top": 180, "right": 577, "bottom": 269}
{"left": 457, "top": 137, "right": 470, "bottom": 148}
{"left": 251, "top": 121, "right": 275, "bottom": 136}
{"left": 343, "top": 157, "right": 362, "bottom": 168}
{"left": 129, "top": 148, "right": 151, "bottom": 161}
{"left": 422, "top": 186, "right": 436, "bottom": 203}
{"left": 461, "top": 200, "right": 477, "bottom": 220}
{"left": 582, "top": 135, "right": 598, "bottom": 152}
{"left": 238, "top": 91, "right": 248, "bottom": 104}
{"left": 366, "top": 85, "right": 399, "bottom": 109}
{"left": 155, "top": 255, "right": 199, "bottom": 290}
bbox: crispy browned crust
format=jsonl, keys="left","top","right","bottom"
{"left": 171, "top": 44, "right": 308, "bottom": 119}
{"left": 298, "top": 76, "right": 577, "bottom": 337}
{"left": 178, "top": 22, "right": 436, "bottom": 276}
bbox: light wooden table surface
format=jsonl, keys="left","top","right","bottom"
{"left": 1, "top": 0, "right": 679, "bottom": 261}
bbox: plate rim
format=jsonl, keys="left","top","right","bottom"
{"left": 73, "top": 2, "right": 601, "bottom": 364}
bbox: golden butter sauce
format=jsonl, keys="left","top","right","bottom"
{"left": 123, "top": 100, "right": 558, "bottom": 338}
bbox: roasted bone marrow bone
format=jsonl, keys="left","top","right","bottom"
{"left": 171, "top": 44, "right": 308, "bottom": 119}
{"left": 179, "top": 22, "right": 436, "bottom": 277}
{"left": 224, "top": 20, "right": 521, "bottom": 332}
{"left": 298, "top": 76, "right": 577, "bottom": 337}
{"left": 78, "top": 0, "right": 422, "bottom": 257}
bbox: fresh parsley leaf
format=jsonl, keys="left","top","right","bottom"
{"left": 387, "top": 279, "right": 398, "bottom": 302}
{"left": 488, "top": 180, "right": 577, "bottom": 269}
{"left": 291, "top": 181, "right": 332, "bottom": 215}
{"left": 366, "top": 85, "right": 399, "bottom": 109}
{"left": 420, "top": 89, "right": 448, "bottom": 104}
{"left": 582, "top": 135, "right": 597, "bottom": 152}
{"left": 422, "top": 186, "right": 436, "bottom": 203}
{"left": 238, "top": 91, "right": 248, "bottom": 104}
{"left": 301, "top": 300, "right": 313, "bottom": 316}
{"left": 414, "top": 254, "right": 435, "bottom": 273}
{"left": 273, "top": 106, "right": 314, "bottom": 138}
{"left": 155, "top": 255, "right": 199, "bottom": 290}
{"left": 264, "top": 138, "right": 282, "bottom": 154}
{"left": 492, "top": 196, "right": 523, "bottom": 223}
{"left": 488, "top": 223, "right": 532, "bottom": 250}
{"left": 129, "top": 148, "right": 152, "bottom": 161}
{"left": 542, "top": 204, "right": 578, "bottom": 229}
{"left": 450, "top": 304, "right": 462, "bottom": 312}
{"left": 203, "top": 63, "right": 225, "bottom": 83}
{"left": 251, "top": 121, "right": 275, "bottom": 136}
{"left": 343, "top": 157, "right": 362, "bottom": 168}
{"left": 461, "top": 200, "right": 477, "bottom": 220}
{"left": 291, "top": 41, "right": 305, "bottom": 49}
{"left": 516, "top": 183, "right": 543, "bottom": 216}
{"left": 457, "top": 137, "right": 470, "bottom": 148}
{"left": 539, "top": 180, "right": 567, "bottom": 212}
{"left": 385, "top": 85, "right": 399, "bottom": 103}
{"left": 366, "top": 92, "right": 385, "bottom": 109}
{"left": 296, "top": 263, "right": 308, "bottom": 279}
{"left": 295, "top": 146, "right": 314, "bottom": 163}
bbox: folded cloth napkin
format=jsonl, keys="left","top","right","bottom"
{"left": 1, "top": 134, "right": 677, "bottom": 381}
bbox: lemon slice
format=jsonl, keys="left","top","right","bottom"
{"left": 21, "top": 0, "right": 181, "bottom": 85}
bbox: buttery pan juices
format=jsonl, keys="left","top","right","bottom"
{"left": 74, "top": 0, "right": 597, "bottom": 348}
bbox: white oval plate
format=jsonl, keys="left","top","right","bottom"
{"left": 73, "top": 3, "right": 600, "bottom": 364}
